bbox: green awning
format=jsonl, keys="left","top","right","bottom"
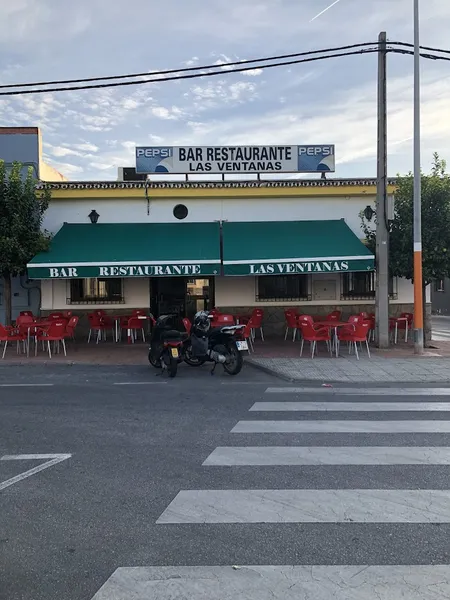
{"left": 27, "top": 222, "right": 221, "bottom": 279}
{"left": 222, "top": 220, "right": 374, "bottom": 276}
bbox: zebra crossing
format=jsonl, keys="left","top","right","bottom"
{"left": 92, "top": 385, "right": 450, "bottom": 599}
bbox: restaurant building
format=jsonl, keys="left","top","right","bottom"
{"left": 26, "top": 176, "right": 425, "bottom": 335}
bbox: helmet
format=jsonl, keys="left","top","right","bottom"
{"left": 193, "top": 310, "right": 211, "bottom": 335}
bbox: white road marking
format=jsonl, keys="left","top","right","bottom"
{"left": 113, "top": 382, "right": 167, "bottom": 385}
{"left": 231, "top": 420, "right": 450, "bottom": 433}
{"left": 90, "top": 565, "right": 450, "bottom": 599}
{"left": 265, "top": 387, "right": 450, "bottom": 395}
{"left": 156, "top": 489, "right": 450, "bottom": 523}
{"left": 0, "top": 453, "right": 72, "bottom": 491}
{"left": 251, "top": 401, "right": 450, "bottom": 412}
{"left": 0, "top": 383, "right": 54, "bottom": 387}
{"left": 203, "top": 446, "right": 450, "bottom": 466}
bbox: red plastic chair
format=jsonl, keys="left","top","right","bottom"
{"left": 326, "top": 310, "right": 342, "bottom": 321}
{"left": 87, "top": 313, "right": 109, "bottom": 344}
{"left": 36, "top": 321, "right": 67, "bottom": 358}
{"left": 284, "top": 310, "right": 299, "bottom": 341}
{"left": 396, "top": 312, "right": 414, "bottom": 342}
{"left": 0, "top": 323, "right": 27, "bottom": 359}
{"left": 65, "top": 316, "right": 79, "bottom": 340}
{"left": 212, "top": 314, "right": 235, "bottom": 327}
{"left": 48, "top": 312, "right": 64, "bottom": 320}
{"left": 241, "top": 319, "right": 254, "bottom": 353}
{"left": 337, "top": 321, "right": 371, "bottom": 360}
{"left": 348, "top": 315, "right": 362, "bottom": 325}
{"left": 298, "top": 316, "right": 331, "bottom": 358}
{"left": 249, "top": 310, "right": 265, "bottom": 342}
{"left": 127, "top": 317, "right": 146, "bottom": 343}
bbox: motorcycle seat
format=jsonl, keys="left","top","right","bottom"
{"left": 161, "top": 329, "right": 183, "bottom": 342}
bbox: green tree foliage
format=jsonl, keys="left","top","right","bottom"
{"left": 0, "top": 161, "right": 51, "bottom": 324}
{"left": 361, "top": 153, "right": 450, "bottom": 285}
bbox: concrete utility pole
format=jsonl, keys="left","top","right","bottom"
{"left": 413, "top": 0, "right": 424, "bottom": 353}
{"left": 375, "top": 31, "right": 390, "bottom": 348}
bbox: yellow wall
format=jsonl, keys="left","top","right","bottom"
{"left": 40, "top": 161, "right": 67, "bottom": 182}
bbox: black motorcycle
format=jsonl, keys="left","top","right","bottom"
{"left": 184, "top": 311, "right": 245, "bottom": 375}
{"left": 148, "top": 314, "right": 185, "bottom": 378}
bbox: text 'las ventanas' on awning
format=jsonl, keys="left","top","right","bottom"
{"left": 135, "top": 145, "right": 335, "bottom": 174}
{"left": 249, "top": 261, "right": 351, "bottom": 274}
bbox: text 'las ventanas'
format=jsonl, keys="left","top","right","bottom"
{"left": 249, "top": 261, "right": 350, "bottom": 274}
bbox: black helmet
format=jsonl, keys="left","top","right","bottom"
{"left": 193, "top": 310, "right": 211, "bottom": 334}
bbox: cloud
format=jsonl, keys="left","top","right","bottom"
{"left": 1, "top": 0, "right": 450, "bottom": 181}
{"left": 0, "top": 0, "right": 91, "bottom": 45}
{"left": 151, "top": 106, "right": 183, "bottom": 120}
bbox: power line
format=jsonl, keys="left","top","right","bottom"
{"left": 0, "top": 48, "right": 383, "bottom": 96}
{"left": 389, "top": 41, "right": 450, "bottom": 55}
{"left": 0, "top": 41, "right": 378, "bottom": 90}
{"left": 0, "top": 46, "right": 448, "bottom": 97}
{"left": 391, "top": 47, "right": 450, "bottom": 61}
{"left": 1, "top": 40, "right": 449, "bottom": 93}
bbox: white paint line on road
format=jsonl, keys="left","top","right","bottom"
{"left": 113, "top": 381, "right": 167, "bottom": 385}
{"left": 0, "top": 383, "right": 54, "bottom": 387}
{"left": 90, "top": 565, "right": 450, "bottom": 600}
{"left": 231, "top": 420, "right": 450, "bottom": 433}
{"left": 156, "top": 489, "right": 450, "bottom": 523}
{"left": 250, "top": 402, "right": 450, "bottom": 412}
{"left": 265, "top": 387, "right": 450, "bottom": 395}
{"left": 203, "top": 446, "right": 450, "bottom": 466}
{"left": 0, "top": 453, "right": 72, "bottom": 492}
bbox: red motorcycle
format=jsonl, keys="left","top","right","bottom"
{"left": 148, "top": 314, "right": 185, "bottom": 378}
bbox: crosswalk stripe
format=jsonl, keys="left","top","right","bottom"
{"left": 91, "top": 565, "right": 450, "bottom": 599}
{"left": 265, "top": 387, "right": 450, "bottom": 395}
{"left": 203, "top": 446, "right": 450, "bottom": 466}
{"left": 231, "top": 420, "right": 450, "bottom": 433}
{"left": 156, "top": 489, "right": 450, "bottom": 523}
{"left": 250, "top": 401, "right": 450, "bottom": 412}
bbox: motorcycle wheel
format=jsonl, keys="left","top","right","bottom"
{"left": 214, "top": 342, "right": 243, "bottom": 376}
{"left": 148, "top": 349, "right": 162, "bottom": 369}
{"left": 168, "top": 356, "right": 178, "bottom": 378}
{"left": 184, "top": 344, "right": 205, "bottom": 367}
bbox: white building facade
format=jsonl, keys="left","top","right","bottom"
{"left": 28, "top": 178, "right": 425, "bottom": 335}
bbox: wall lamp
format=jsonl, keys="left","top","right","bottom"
{"left": 363, "top": 205, "right": 375, "bottom": 221}
{"left": 89, "top": 209, "right": 100, "bottom": 224}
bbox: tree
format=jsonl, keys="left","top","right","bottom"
{"left": 360, "top": 153, "right": 450, "bottom": 342}
{"left": 0, "top": 161, "right": 51, "bottom": 325}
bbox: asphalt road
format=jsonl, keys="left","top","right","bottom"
{"left": 1, "top": 363, "right": 450, "bottom": 599}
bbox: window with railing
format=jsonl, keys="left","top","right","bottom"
{"left": 256, "top": 275, "right": 311, "bottom": 302}
{"left": 68, "top": 278, "right": 124, "bottom": 304}
{"left": 341, "top": 272, "right": 397, "bottom": 300}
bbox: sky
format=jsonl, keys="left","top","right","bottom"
{"left": 0, "top": 0, "right": 449, "bottom": 181}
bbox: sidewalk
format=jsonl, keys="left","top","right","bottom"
{"left": 246, "top": 337, "right": 450, "bottom": 383}
{"left": 3, "top": 335, "right": 450, "bottom": 383}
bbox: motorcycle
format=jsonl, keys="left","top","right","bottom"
{"left": 148, "top": 314, "right": 185, "bottom": 378}
{"left": 184, "top": 311, "right": 247, "bottom": 376}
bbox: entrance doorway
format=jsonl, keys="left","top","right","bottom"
{"left": 150, "top": 277, "right": 214, "bottom": 320}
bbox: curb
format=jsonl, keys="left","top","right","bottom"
{"left": 245, "top": 358, "right": 295, "bottom": 382}
{"left": 245, "top": 358, "right": 450, "bottom": 386}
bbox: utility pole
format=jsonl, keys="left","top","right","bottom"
{"left": 375, "top": 31, "right": 389, "bottom": 348}
{"left": 413, "top": 0, "right": 424, "bottom": 353}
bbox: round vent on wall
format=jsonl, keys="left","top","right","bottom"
{"left": 173, "top": 204, "right": 188, "bottom": 220}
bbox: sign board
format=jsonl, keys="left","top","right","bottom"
{"left": 27, "top": 263, "right": 220, "bottom": 279}
{"left": 135, "top": 145, "right": 335, "bottom": 174}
